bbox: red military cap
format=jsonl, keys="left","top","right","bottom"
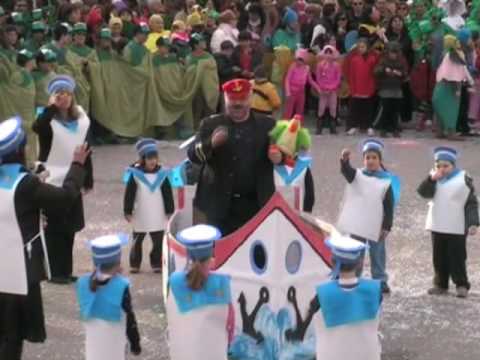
{"left": 222, "top": 78, "right": 253, "bottom": 101}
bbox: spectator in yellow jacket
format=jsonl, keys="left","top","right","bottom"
{"left": 251, "top": 65, "right": 281, "bottom": 116}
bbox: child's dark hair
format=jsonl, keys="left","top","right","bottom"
{"left": 332, "top": 258, "right": 361, "bottom": 273}
{"left": 53, "top": 23, "right": 70, "bottom": 41}
{"left": 186, "top": 260, "right": 209, "bottom": 291}
{"left": 89, "top": 262, "right": 120, "bottom": 292}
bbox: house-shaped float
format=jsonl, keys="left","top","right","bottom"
{"left": 163, "top": 192, "right": 332, "bottom": 359}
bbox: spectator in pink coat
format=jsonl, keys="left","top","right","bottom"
{"left": 283, "top": 48, "right": 319, "bottom": 120}
{"left": 316, "top": 45, "right": 341, "bottom": 134}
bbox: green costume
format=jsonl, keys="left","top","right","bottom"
{"left": 184, "top": 52, "right": 219, "bottom": 131}
{"left": 432, "top": 81, "right": 461, "bottom": 132}
{"left": 0, "top": 55, "right": 36, "bottom": 166}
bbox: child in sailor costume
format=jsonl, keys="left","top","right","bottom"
{"left": 167, "top": 225, "right": 232, "bottom": 360}
{"left": 123, "top": 138, "right": 175, "bottom": 273}
{"left": 417, "top": 146, "right": 479, "bottom": 298}
{"left": 76, "top": 234, "right": 141, "bottom": 359}
{"left": 336, "top": 139, "right": 401, "bottom": 294}
{"left": 32, "top": 75, "right": 93, "bottom": 284}
{"left": 270, "top": 116, "right": 315, "bottom": 212}
{"left": 0, "top": 116, "right": 89, "bottom": 359}
{"left": 307, "top": 235, "right": 383, "bottom": 360}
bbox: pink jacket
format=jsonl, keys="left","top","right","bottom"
{"left": 284, "top": 63, "right": 319, "bottom": 96}
{"left": 316, "top": 60, "right": 341, "bottom": 92}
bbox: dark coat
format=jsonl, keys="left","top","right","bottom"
{"left": 187, "top": 113, "right": 276, "bottom": 222}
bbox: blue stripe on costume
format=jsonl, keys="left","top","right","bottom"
{"left": 169, "top": 272, "right": 231, "bottom": 314}
{"left": 0, "top": 164, "right": 26, "bottom": 189}
{"left": 274, "top": 157, "right": 312, "bottom": 185}
{"left": 362, "top": 169, "right": 401, "bottom": 207}
{"left": 122, "top": 167, "right": 168, "bottom": 192}
{"left": 76, "top": 275, "right": 130, "bottom": 322}
{"left": 316, "top": 279, "right": 381, "bottom": 328}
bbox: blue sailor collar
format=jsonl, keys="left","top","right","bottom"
{"left": 123, "top": 166, "right": 169, "bottom": 192}
{"left": 169, "top": 272, "right": 231, "bottom": 314}
{"left": 362, "top": 168, "right": 402, "bottom": 207}
{"left": 58, "top": 119, "right": 79, "bottom": 133}
{"left": 274, "top": 156, "right": 312, "bottom": 185}
{"left": 0, "top": 164, "right": 27, "bottom": 189}
{"left": 438, "top": 168, "right": 462, "bottom": 184}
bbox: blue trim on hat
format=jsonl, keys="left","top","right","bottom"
{"left": 176, "top": 225, "right": 222, "bottom": 261}
{"left": 325, "top": 237, "right": 366, "bottom": 279}
{"left": 362, "top": 138, "right": 384, "bottom": 154}
{"left": 47, "top": 75, "right": 76, "bottom": 95}
{"left": 135, "top": 138, "right": 158, "bottom": 157}
{"left": 0, "top": 116, "right": 26, "bottom": 158}
{"left": 88, "top": 233, "right": 128, "bottom": 266}
{"left": 434, "top": 146, "right": 457, "bottom": 164}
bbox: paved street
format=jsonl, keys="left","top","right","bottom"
{"left": 24, "top": 131, "right": 480, "bottom": 360}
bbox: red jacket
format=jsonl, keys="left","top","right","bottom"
{"left": 344, "top": 50, "right": 379, "bottom": 97}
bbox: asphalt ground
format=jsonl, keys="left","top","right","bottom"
{"left": 23, "top": 131, "right": 480, "bottom": 360}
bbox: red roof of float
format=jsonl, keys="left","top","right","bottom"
{"left": 213, "top": 192, "right": 332, "bottom": 269}
{"left": 168, "top": 192, "right": 332, "bottom": 268}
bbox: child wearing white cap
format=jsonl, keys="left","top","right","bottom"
{"left": 291, "top": 235, "right": 382, "bottom": 360}
{"left": 76, "top": 234, "right": 141, "bottom": 360}
{"left": 417, "top": 146, "right": 479, "bottom": 298}
{"left": 336, "top": 139, "right": 401, "bottom": 294}
{"left": 166, "top": 224, "right": 231, "bottom": 360}
{"left": 123, "top": 138, "right": 174, "bottom": 273}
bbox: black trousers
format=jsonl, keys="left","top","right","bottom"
{"left": 432, "top": 232, "right": 470, "bottom": 290}
{"left": 374, "top": 97, "right": 402, "bottom": 132}
{"left": 0, "top": 339, "right": 23, "bottom": 360}
{"left": 210, "top": 196, "right": 260, "bottom": 237}
{"left": 129, "top": 231, "right": 164, "bottom": 269}
{"left": 45, "top": 226, "right": 75, "bottom": 278}
{"left": 348, "top": 97, "right": 375, "bottom": 130}
{"left": 0, "top": 284, "right": 46, "bottom": 360}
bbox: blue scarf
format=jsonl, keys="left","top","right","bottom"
{"left": 438, "top": 168, "right": 462, "bottom": 184}
{"left": 362, "top": 168, "right": 401, "bottom": 207}
{"left": 123, "top": 167, "right": 168, "bottom": 192}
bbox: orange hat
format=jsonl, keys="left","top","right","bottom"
{"left": 222, "top": 79, "right": 253, "bottom": 101}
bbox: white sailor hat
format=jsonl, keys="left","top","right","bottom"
{"left": 0, "top": 116, "right": 26, "bottom": 159}
{"left": 434, "top": 146, "right": 457, "bottom": 164}
{"left": 326, "top": 235, "right": 366, "bottom": 264}
{"left": 47, "top": 75, "right": 76, "bottom": 95}
{"left": 176, "top": 224, "right": 222, "bottom": 261}
{"left": 362, "top": 138, "right": 384, "bottom": 154}
{"left": 88, "top": 234, "right": 129, "bottom": 267}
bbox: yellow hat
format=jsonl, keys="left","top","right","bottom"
{"left": 187, "top": 11, "right": 203, "bottom": 27}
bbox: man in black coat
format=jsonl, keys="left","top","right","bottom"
{"left": 188, "top": 78, "right": 282, "bottom": 235}
{"left": 0, "top": 116, "right": 90, "bottom": 360}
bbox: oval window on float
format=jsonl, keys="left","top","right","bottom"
{"left": 250, "top": 241, "right": 268, "bottom": 274}
{"left": 285, "top": 241, "right": 302, "bottom": 274}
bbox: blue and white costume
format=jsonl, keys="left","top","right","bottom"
{"left": 167, "top": 225, "right": 232, "bottom": 360}
{"left": 314, "top": 235, "right": 382, "bottom": 360}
